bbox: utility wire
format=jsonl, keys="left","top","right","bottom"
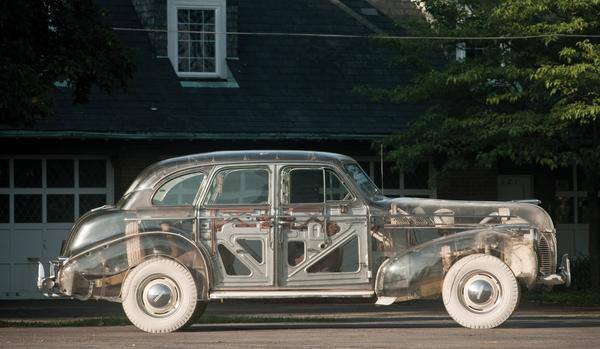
{"left": 111, "top": 27, "right": 600, "bottom": 40}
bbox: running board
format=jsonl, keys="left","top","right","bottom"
{"left": 375, "top": 296, "right": 397, "bottom": 305}
{"left": 209, "top": 290, "right": 374, "bottom": 300}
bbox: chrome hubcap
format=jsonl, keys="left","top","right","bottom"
{"left": 138, "top": 276, "right": 180, "bottom": 317}
{"left": 147, "top": 283, "right": 172, "bottom": 308}
{"left": 467, "top": 279, "right": 494, "bottom": 304}
{"left": 460, "top": 272, "right": 502, "bottom": 313}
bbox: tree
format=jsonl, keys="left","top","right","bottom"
{"left": 362, "top": 0, "right": 600, "bottom": 287}
{"left": 0, "top": 0, "right": 134, "bottom": 126}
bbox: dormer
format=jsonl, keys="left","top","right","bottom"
{"left": 167, "top": 0, "right": 227, "bottom": 78}
{"left": 132, "top": 0, "right": 237, "bottom": 80}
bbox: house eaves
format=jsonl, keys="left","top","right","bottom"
{"left": 0, "top": 130, "right": 387, "bottom": 141}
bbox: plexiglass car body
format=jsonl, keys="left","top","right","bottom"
{"left": 38, "top": 151, "right": 570, "bottom": 332}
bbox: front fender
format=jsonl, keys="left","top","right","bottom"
{"left": 375, "top": 227, "right": 537, "bottom": 301}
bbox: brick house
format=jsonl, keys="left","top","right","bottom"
{"left": 0, "top": 0, "right": 587, "bottom": 299}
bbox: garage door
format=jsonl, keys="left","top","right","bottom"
{"left": 0, "top": 157, "right": 113, "bottom": 299}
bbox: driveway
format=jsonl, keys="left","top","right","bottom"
{"left": 1, "top": 300, "right": 599, "bottom": 348}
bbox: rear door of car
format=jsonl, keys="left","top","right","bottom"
{"left": 197, "top": 164, "right": 276, "bottom": 288}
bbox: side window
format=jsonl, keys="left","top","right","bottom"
{"left": 286, "top": 168, "right": 352, "bottom": 204}
{"left": 152, "top": 172, "right": 205, "bottom": 206}
{"left": 288, "top": 169, "right": 323, "bottom": 204}
{"left": 325, "top": 170, "right": 350, "bottom": 201}
{"left": 206, "top": 168, "right": 269, "bottom": 205}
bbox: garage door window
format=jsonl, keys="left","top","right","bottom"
{"left": 0, "top": 194, "right": 8, "bottom": 223}
{"left": 0, "top": 158, "right": 113, "bottom": 224}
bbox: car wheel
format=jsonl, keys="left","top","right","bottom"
{"left": 442, "top": 253, "right": 520, "bottom": 329}
{"left": 122, "top": 258, "right": 200, "bottom": 333}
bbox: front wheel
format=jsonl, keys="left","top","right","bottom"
{"left": 122, "top": 258, "right": 203, "bottom": 333}
{"left": 442, "top": 254, "right": 520, "bottom": 329}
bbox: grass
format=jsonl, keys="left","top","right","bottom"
{"left": 0, "top": 317, "right": 131, "bottom": 328}
{"left": 0, "top": 314, "right": 335, "bottom": 328}
{"left": 526, "top": 290, "right": 600, "bottom": 307}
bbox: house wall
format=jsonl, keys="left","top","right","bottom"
{"left": 437, "top": 168, "right": 498, "bottom": 200}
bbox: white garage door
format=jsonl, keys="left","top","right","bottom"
{"left": 0, "top": 156, "right": 113, "bottom": 299}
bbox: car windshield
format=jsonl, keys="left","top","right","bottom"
{"left": 343, "top": 163, "right": 384, "bottom": 200}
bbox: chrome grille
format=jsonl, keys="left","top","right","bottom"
{"left": 537, "top": 234, "right": 553, "bottom": 275}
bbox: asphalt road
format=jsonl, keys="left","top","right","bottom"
{"left": 1, "top": 300, "right": 600, "bottom": 348}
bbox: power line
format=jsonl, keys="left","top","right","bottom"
{"left": 111, "top": 26, "right": 600, "bottom": 40}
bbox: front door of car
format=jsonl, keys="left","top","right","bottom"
{"left": 276, "top": 165, "right": 370, "bottom": 288}
{"left": 197, "top": 165, "right": 275, "bottom": 288}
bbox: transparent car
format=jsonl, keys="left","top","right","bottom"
{"left": 38, "top": 151, "right": 570, "bottom": 332}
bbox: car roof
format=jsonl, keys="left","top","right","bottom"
{"left": 128, "top": 150, "right": 356, "bottom": 192}
{"left": 163, "top": 150, "right": 353, "bottom": 164}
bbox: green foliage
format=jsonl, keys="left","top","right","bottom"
{"left": 0, "top": 0, "right": 134, "bottom": 126}
{"left": 542, "top": 290, "right": 600, "bottom": 306}
{"left": 567, "top": 255, "right": 592, "bottom": 291}
{"left": 364, "top": 0, "right": 600, "bottom": 179}
{"left": 526, "top": 289, "right": 600, "bottom": 307}
{"left": 366, "top": 0, "right": 600, "bottom": 288}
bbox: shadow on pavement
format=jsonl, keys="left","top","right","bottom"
{"left": 2, "top": 298, "right": 600, "bottom": 331}
{"left": 181, "top": 314, "right": 600, "bottom": 332}
{"left": 185, "top": 319, "right": 600, "bottom": 332}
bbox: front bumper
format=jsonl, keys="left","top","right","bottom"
{"left": 539, "top": 254, "right": 571, "bottom": 287}
{"left": 37, "top": 259, "right": 66, "bottom": 297}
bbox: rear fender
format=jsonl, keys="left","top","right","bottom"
{"left": 57, "top": 232, "right": 212, "bottom": 302}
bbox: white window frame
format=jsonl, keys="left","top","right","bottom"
{"left": 0, "top": 156, "right": 114, "bottom": 226}
{"left": 167, "top": 0, "right": 227, "bottom": 78}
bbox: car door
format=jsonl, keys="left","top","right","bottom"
{"left": 197, "top": 164, "right": 275, "bottom": 288}
{"left": 277, "top": 164, "right": 370, "bottom": 288}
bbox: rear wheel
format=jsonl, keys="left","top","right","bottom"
{"left": 122, "top": 258, "right": 203, "bottom": 333}
{"left": 442, "top": 254, "right": 520, "bottom": 329}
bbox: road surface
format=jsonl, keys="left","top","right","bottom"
{"left": 1, "top": 300, "right": 599, "bottom": 348}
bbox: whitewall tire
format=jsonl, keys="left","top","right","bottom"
{"left": 442, "top": 254, "right": 520, "bottom": 329}
{"left": 122, "top": 258, "right": 202, "bottom": 333}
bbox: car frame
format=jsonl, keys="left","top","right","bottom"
{"left": 38, "top": 150, "right": 571, "bottom": 332}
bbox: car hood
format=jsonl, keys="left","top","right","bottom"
{"left": 377, "top": 197, "right": 555, "bottom": 233}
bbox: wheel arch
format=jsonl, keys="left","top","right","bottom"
{"left": 57, "top": 232, "right": 214, "bottom": 301}
{"left": 374, "top": 227, "right": 538, "bottom": 302}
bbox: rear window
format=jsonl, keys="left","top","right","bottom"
{"left": 152, "top": 172, "right": 205, "bottom": 206}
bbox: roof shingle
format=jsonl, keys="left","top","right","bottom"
{"left": 3, "top": 0, "right": 422, "bottom": 140}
